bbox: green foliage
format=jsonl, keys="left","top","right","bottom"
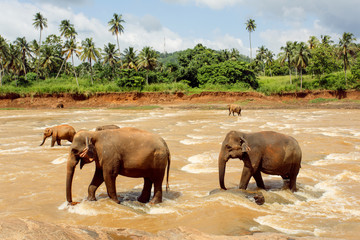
{"left": 197, "top": 61, "right": 258, "bottom": 89}
{"left": 309, "top": 98, "right": 338, "bottom": 103}
{"left": 117, "top": 76, "right": 145, "bottom": 90}
{"left": 26, "top": 72, "right": 37, "bottom": 82}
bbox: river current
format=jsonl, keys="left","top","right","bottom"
{"left": 0, "top": 108, "right": 359, "bottom": 239}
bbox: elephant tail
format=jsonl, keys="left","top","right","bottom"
{"left": 166, "top": 153, "right": 170, "bottom": 192}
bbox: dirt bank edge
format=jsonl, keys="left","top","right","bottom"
{"left": 0, "top": 90, "right": 359, "bottom": 109}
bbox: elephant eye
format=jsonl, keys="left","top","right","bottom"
{"left": 72, "top": 149, "right": 79, "bottom": 155}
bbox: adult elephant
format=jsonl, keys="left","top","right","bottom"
{"left": 66, "top": 127, "right": 170, "bottom": 205}
{"left": 40, "top": 124, "right": 76, "bottom": 147}
{"left": 227, "top": 104, "right": 241, "bottom": 116}
{"left": 218, "top": 131, "right": 301, "bottom": 192}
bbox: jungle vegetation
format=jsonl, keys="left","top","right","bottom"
{"left": 0, "top": 13, "right": 359, "bottom": 95}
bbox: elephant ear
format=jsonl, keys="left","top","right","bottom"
{"left": 86, "top": 137, "right": 96, "bottom": 159}
{"left": 240, "top": 137, "right": 251, "bottom": 152}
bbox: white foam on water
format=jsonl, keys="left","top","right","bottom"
{"left": 310, "top": 152, "right": 360, "bottom": 166}
{"left": 181, "top": 152, "right": 218, "bottom": 174}
{"left": 51, "top": 154, "right": 68, "bottom": 164}
{"left": 0, "top": 146, "right": 34, "bottom": 154}
{"left": 58, "top": 201, "right": 107, "bottom": 216}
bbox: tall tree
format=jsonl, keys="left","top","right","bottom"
{"left": 14, "top": 37, "right": 32, "bottom": 76}
{"left": 245, "top": 18, "right": 256, "bottom": 61}
{"left": 80, "top": 38, "right": 101, "bottom": 85}
{"left": 294, "top": 42, "right": 311, "bottom": 90}
{"left": 280, "top": 41, "right": 295, "bottom": 84}
{"left": 0, "top": 35, "right": 10, "bottom": 86}
{"left": 62, "top": 39, "right": 81, "bottom": 86}
{"left": 256, "top": 45, "right": 267, "bottom": 76}
{"left": 57, "top": 20, "right": 77, "bottom": 78}
{"left": 137, "top": 46, "right": 158, "bottom": 85}
{"left": 32, "top": 12, "right": 47, "bottom": 78}
{"left": 108, "top": 13, "right": 125, "bottom": 65}
{"left": 122, "top": 47, "right": 138, "bottom": 70}
{"left": 321, "top": 35, "right": 333, "bottom": 46}
{"left": 338, "top": 32, "right": 357, "bottom": 85}
{"left": 102, "top": 42, "right": 120, "bottom": 76}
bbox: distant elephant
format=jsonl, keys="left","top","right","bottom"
{"left": 95, "top": 124, "right": 120, "bottom": 131}
{"left": 40, "top": 124, "right": 76, "bottom": 147}
{"left": 66, "top": 127, "right": 171, "bottom": 205}
{"left": 227, "top": 104, "right": 241, "bottom": 116}
{"left": 56, "top": 103, "right": 64, "bottom": 108}
{"left": 218, "top": 131, "right": 302, "bottom": 192}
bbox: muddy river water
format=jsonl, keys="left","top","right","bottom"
{"left": 0, "top": 108, "right": 359, "bottom": 239}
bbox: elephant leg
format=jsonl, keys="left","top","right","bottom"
{"left": 289, "top": 166, "right": 300, "bottom": 192}
{"left": 51, "top": 137, "right": 56, "bottom": 147}
{"left": 253, "top": 170, "right": 265, "bottom": 189}
{"left": 104, "top": 173, "right": 119, "bottom": 204}
{"left": 57, "top": 139, "right": 61, "bottom": 146}
{"left": 87, "top": 168, "right": 104, "bottom": 201}
{"left": 138, "top": 178, "right": 152, "bottom": 203}
{"left": 150, "top": 178, "right": 163, "bottom": 204}
{"left": 239, "top": 166, "right": 253, "bottom": 189}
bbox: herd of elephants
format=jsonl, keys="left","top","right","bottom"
{"left": 39, "top": 104, "right": 302, "bottom": 206}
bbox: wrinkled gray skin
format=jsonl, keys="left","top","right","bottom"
{"left": 228, "top": 104, "right": 241, "bottom": 116}
{"left": 66, "top": 128, "right": 170, "bottom": 205}
{"left": 219, "top": 131, "right": 302, "bottom": 192}
{"left": 40, "top": 124, "right": 76, "bottom": 147}
{"left": 95, "top": 124, "right": 120, "bottom": 131}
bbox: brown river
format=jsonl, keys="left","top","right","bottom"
{"left": 0, "top": 108, "right": 359, "bottom": 239}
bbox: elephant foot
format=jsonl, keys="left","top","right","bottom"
{"left": 149, "top": 198, "right": 162, "bottom": 204}
{"left": 68, "top": 201, "right": 80, "bottom": 206}
{"left": 253, "top": 193, "right": 265, "bottom": 205}
{"left": 137, "top": 195, "right": 150, "bottom": 203}
{"left": 87, "top": 196, "right": 97, "bottom": 201}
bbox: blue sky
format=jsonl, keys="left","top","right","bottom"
{"left": 1, "top": 0, "right": 359, "bottom": 57}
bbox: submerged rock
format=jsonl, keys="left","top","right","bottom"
{"left": 209, "top": 188, "right": 265, "bottom": 205}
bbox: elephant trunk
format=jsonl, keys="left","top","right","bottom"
{"left": 66, "top": 152, "right": 79, "bottom": 203}
{"left": 218, "top": 149, "right": 228, "bottom": 190}
{"left": 39, "top": 136, "right": 47, "bottom": 146}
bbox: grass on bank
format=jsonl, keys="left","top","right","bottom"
{"left": 0, "top": 73, "right": 357, "bottom": 96}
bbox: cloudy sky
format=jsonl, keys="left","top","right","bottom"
{"left": 1, "top": 0, "right": 359, "bottom": 57}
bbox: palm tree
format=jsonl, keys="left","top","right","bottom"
{"left": 7, "top": 44, "right": 24, "bottom": 81}
{"left": 122, "top": 47, "right": 138, "bottom": 70}
{"left": 40, "top": 45, "right": 61, "bottom": 76}
{"left": 294, "top": 42, "right": 311, "bottom": 90}
{"left": 245, "top": 18, "right": 256, "bottom": 61}
{"left": 59, "top": 20, "right": 73, "bottom": 39}
{"left": 80, "top": 38, "right": 101, "bottom": 85}
{"left": 0, "top": 35, "right": 10, "bottom": 86}
{"left": 32, "top": 12, "right": 47, "bottom": 77}
{"left": 256, "top": 45, "right": 267, "bottom": 76}
{"left": 280, "top": 41, "right": 295, "bottom": 84}
{"left": 56, "top": 21, "right": 77, "bottom": 78}
{"left": 102, "top": 42, "right": 120, "bottom": 76}
{"left": 265, "top": 49, "right": 274, "bottom": 77}
{"left": 137, "top": 46, "right": 158, "bottom": 85}
{"left": 108, "top": 13, "right": 125, "bottom": 65}
{"left": 14, "top": 37, "right": 32, "bottom": 76}
{"left": 308, "top": 36, "right": 319, "bottom": 50}
{"left": 62, "top": 39, "right": 81, "bottom": 86}
{"left": 320, "top": 35, "right": 333, "bottom": 46}
{"left": 338, "top": 32, "right": 357, "bottom": 85}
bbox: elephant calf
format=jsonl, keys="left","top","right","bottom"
{"left": 218, "top": 130, "right": 302, "bottom": 192}
{"left": 227, "top": 104, "right": 241, "bottom": 116}
{"left": 66, "top": 127, "right": 171, "bottom": 205}
{"left": 40, "top": 124, "right": 76, "bottom": 147}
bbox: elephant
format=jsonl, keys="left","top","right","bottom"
{"left": 56, "top": 103, "right": 64, "bottom": 108}
{"left": 40, "top": 124, "right": 76, "bottom": 147}
{"left": 218, "top": 130, "right": 302, "bottom": 192}
{"left": 227, "top": 104, "right": 241, "bottom": 116}
{"left": 66, "top": 127, "right": 171, "bottom": 205}
{"left": 95, "top": 124, "right": 120, "bottom": 131}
